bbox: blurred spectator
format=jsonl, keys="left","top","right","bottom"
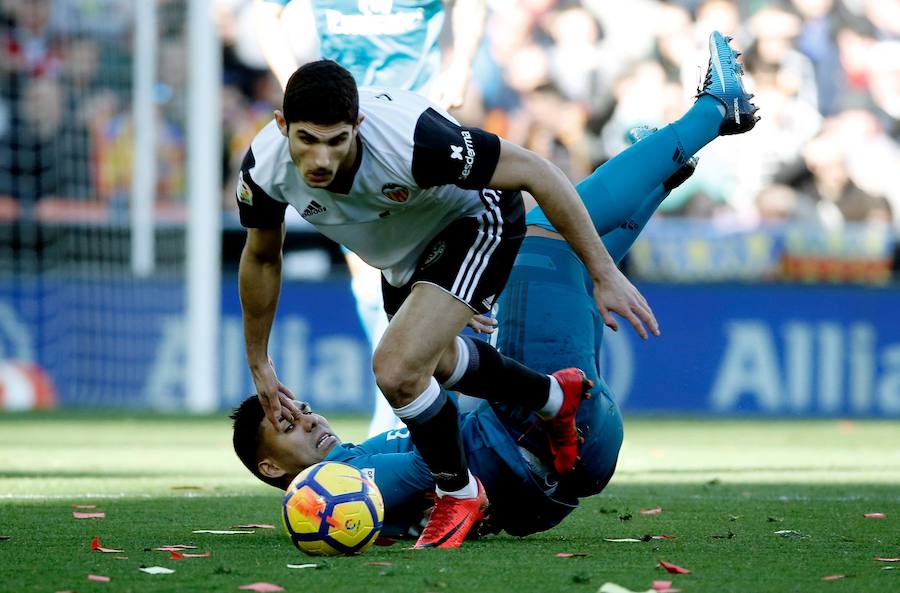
{"left": 0, "top": 0, "right": 897, "bottom": 277}
{"left": 0, "top": 0, "right": 62, "bottom": 81}
{"left": 0, "top": 77, "right": 92, "bottom": 202}
{"left": 791, "top": 0, "right": 843, "bottom": 114}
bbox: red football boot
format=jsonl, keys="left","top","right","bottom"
{"left": 544, "top": 368, "right": 593, "bottom": 473}
{"left": 414, "top": 478, "right": 488, "bottom": 549}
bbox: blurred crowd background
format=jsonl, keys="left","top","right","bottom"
{"left": 2, "top": 0, "right": 899, "bottom": 280}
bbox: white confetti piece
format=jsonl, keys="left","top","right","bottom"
{"left": 139, "top": 566, "right": 175, "bottom": 575}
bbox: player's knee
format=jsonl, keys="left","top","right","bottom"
{"left": 373, "top": 369, "right": 426, "bottom": 406}
{"left": 372, "top": 352, "right": 423, "bottom": 405}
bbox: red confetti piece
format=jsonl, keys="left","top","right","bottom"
{"left": 864, "top": 513, "right": 886, "bottom": 519}
{"left": 155, "top": 545, "right": 198, "bottom": 551}
{"left": 72, "top": 504, "right": 97, "bottom": 509}
{"left": 658, "top": 560, "right": 691, "bottom": 575}
{"left": 822, "top": 575, "right": 846, "bottom": 581}
{"left": 365, "top": 562, "right": 393, "bottom": 566}
{"left": 239, "top": 583, "right": 284, "bottom": 592}
{"left": 170, "top": 550, "right": 211, "bottom": 560}
{"left": 874, "top": 557, "right": 900, "bottom": 562}
{"left": 652, "top": 534, "right": 676, "bottom": 540}
{"left": 87, "top": 575, "right": 110, "bottom": 582}
{"left": 234, "top": 524, "right": 275, "bottom": 529}
{"left": 74, "top": 512, "right": 105, "bottom": 519}
{"left": 641, "top": 507, "right": 663, "bottom": 515}
{"left": 90, "top": 537, "right": 124, "bottom": 553}
{"left": 556, "top": 552, "right": 590, "bottom": 558}
{"left": 652, "top": 580, "right": 681, "bottom": 593}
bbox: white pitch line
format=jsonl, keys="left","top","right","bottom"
{"left": 0, "top": 491, "right": 267, "bottom": 501}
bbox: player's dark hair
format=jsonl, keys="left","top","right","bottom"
{"left": 283, "top": 60, "right": 359, "bottom": 126}
{"left": 230, "top": 396, "right": 285, "bottom": 490}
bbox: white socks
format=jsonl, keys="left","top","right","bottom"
{"left": 537, "top": 375, "right": 563, "bottom": 419}
{"left": 436, "top": 470, "right": 478, "bottom": 499}
{"left": 442, "top": 336, "right": 470, "bottom": 389}
{"left": 392, "top": 378, "right": 442, "bottom": 421}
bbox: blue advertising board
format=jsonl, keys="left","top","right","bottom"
{"left": 1, "top": 277, "right": 898, "bottom": 417}
{"left": 598, "top": 283, "right": 900, "bottom": 417}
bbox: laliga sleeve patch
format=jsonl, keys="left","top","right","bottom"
{"left": 237, "top": 171, "right": 253, "bottom": 206}
{"left": 236, "top": 148, "right": 288, "bottom": 229}
{"left": 411, "top": 108, "right": 500, "bottom": 189}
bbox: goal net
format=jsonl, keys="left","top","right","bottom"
{"left": 0, "top": 0, "right": 190, "bottom": 410}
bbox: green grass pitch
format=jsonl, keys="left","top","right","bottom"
{"left": 1, "top": 413, "right": 898, "bottom": 593}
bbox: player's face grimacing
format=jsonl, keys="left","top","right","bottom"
{"left": 275, "top": 112, "right": 364, "bottom": 188}
{"left": 257, "top": 404, "right": 341, "bottom": 482}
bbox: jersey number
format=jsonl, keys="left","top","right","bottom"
{"left": 385, "top": 428, "right": 410, "bottom": 441}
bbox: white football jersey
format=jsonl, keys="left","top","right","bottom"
{"left": 237, "top": 89, "right": 502, "bottom": 286}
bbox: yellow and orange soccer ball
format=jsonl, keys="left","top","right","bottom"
{"left": 282, "top": 461, "right": 385, "bottom": 556}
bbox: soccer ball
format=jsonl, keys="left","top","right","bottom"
{"left": 282, "top": 461, "right": 384, "bottom": 556}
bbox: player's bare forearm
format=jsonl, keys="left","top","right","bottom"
{"left": 488, "top": 140, "right": 614, "bottom": 282}
{"left": 239, "top": 226, "right": 285, "bottom": 369}
{"left": 488, "top": 140, "right": 659, "bottom": 338}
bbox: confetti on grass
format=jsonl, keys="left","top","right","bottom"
{"left": 640, "top": 507, "right": 663, "bottom": 515}
{"left": 874, "top": 557, "right": 900, "bottom": 562}
{"left": 556, "top": 552, "right": 589, "bottom": 558}
{"left": 863, "top": 513, "right": 886, "bottom": 519}
{"left": 139, "top": 566, "right": 175, "bottom": 575}
{"left": 652, "top": 580, "right": 681, "bottom": 593}
{"left": 0, "top": 536, "right": 10, "bottom": 542}
{"left": 774, "top": 530, "right": 806, "bottom": 538}
{"left": 598, "top": 583, "right": 649, "bottom": 593}
{"left": 605, "top": 535, "right": 675, "bottom": 543}
{"left": 155, "top": 545, "right": 198, "bottom": 551}
{"left": 90, "top": 537, "right": 124, "bottom": 553}
{"left": 234, "top": 524, "right": 275, "bottom": 529}
{"left": 365, "top": 562, "right": 393, "bottom": 567}
{"left": 170, "top": 550, "right": 211, "bottom": 560}
{"left": 87, "top": 575, "right": 110, "bottom": 582}
{"left": 73, "top": 512, "right": 106, "bottom": 519}
{"left": 822, "top": 575, "right": 846, "bottom": 581}
{"left": 286, "top": 564, "right": 319, "bottom": 569}
{"left": 239, "top": 583, "right": 284, "bottom": 592}
{"left": 192, "top": 530, "right": 254, "bottom": 535}
{"left": 658, "top": 561, "right": 691, "bottom": 575}
{"left": 72, "top": 504, "right": 97, "bottom": 509}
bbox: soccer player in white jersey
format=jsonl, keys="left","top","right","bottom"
{"left": 236, "top": 60, "right": 657, "bottom": 548}
{"left": 251, "top": 0, "right": 486, "bottom": 436}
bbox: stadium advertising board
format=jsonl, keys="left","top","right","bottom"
{"left": 1, "top": 280, "right": 898, "bottom": 417}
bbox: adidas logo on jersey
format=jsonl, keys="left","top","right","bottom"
{"left": 302, "top": 200, "right": 327, "bottom": 218}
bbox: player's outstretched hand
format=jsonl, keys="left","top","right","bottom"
{"left": 468, "top": 314, "right": 498, "bottom": 334}
{"left": 252, "top": 361, "right": 300, "bottom": 431}
{"left": 592, "top": 266, "right": 660, "bottom": 340}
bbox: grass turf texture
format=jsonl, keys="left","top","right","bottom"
{"left": 1, "top": 414, "right": 898, "bottom": 593}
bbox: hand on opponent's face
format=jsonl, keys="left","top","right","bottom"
{"left": 257, "top": 402, "right": 342, "bottom": 483}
